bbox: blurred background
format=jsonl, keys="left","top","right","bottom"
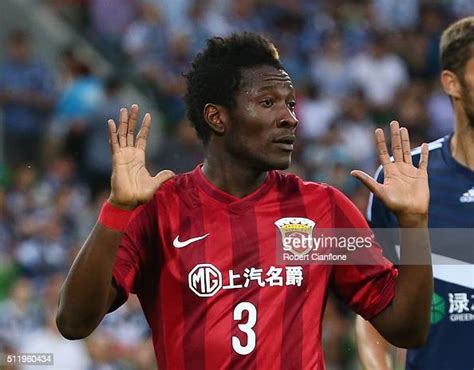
{"left": 0, "top": 0, "right": 471, "bottom": 369}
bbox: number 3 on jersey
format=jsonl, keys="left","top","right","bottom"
{"left": 232, "top": 302, "right": 257, "bottom": 355}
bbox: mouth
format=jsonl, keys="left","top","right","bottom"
{"left": 273, "top": 136, "right": 296, "bottom": 151}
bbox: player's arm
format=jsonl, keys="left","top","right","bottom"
{"left": 355, "top": 180, "right": 398, "bottom": 370}
{"left": 356, "top": 314, "right": 393, "bottom": 370}
{"left": 56, "top": 105, "right": 174, "bottom": 339}
{"left": 351, "top": 121, "right": 432, "bottom": 348}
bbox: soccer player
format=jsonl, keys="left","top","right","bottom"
{"left": 57, "top": 33, "right": 433, "bottom": 369}
{"left": 356, "top": 17, "right": 474, "bottom": 370}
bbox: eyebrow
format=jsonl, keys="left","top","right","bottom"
{"left": 256, "top": 83, "right": 294, "bottom": 93}
{"left": 262, "top": 75, "right": 292, "bottom": 82}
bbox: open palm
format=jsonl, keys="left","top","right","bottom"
{"left": 107, "top": 105, "right": 174, "bottom": 209}
{"left": 351, "top": 121, "right": 429, "bottom": 218}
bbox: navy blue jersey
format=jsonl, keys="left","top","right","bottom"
{"left": 368, "top": 134, "right": 474, "bottom": 370}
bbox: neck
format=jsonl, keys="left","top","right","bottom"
{"left": 202, "top": 148, "right": 267, "bottom": 198}
{"left": 451, "top": 104, "right": 474, "bottom": 171}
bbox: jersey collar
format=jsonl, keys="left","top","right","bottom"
{"left": 191, "top": 164, "right": 275, "bottom": 208}
{"left": 442, "top": 134, "right": 474, "bottom": 180}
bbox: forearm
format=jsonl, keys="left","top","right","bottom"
{"left": 56, "top": 223, "right": 123, "bottom": 339}
{"left": 356, "top": 315, "right": 393, "bottom": 370}
{"left": 56, "top": 104, "right": 173, "bottom": 339}
{"left": 372, "top": 217, "right": 432, "bottom": 347}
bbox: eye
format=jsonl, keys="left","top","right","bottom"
{"left": 288, "top": 101, "right": 296, "bottom": 111}
{"left": 261, "top": 98, "right": 273, "bottom": 108}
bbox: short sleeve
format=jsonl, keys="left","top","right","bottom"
{"left": 330, "top": 187, "right": 398, "bottom": 320}
{"left": 110, "top": 199, "right": 158, "bottom": 311}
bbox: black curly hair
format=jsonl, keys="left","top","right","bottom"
{"left": 184, "top": 32, "right": 283, "bottom": 143}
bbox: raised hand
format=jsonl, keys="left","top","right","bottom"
{"left": 351, "top": 121, "right": 429, "bottom": 224}
{"left": 107, "top": 104, "right": 175, "bottom": 209}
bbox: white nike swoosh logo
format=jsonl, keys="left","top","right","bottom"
{"left": 173, "top": 233, "right": 209, "bottom": 248}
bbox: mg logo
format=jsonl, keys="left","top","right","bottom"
{"left": 188, "top": 264, "right": 222, "bottom": 297}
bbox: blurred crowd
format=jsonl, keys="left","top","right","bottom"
{"left": 0, "top": 0, "right": 471, "bottom": 369}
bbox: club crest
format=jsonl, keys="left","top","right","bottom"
{"left": 275, "top": 217, "right": 315, "bottom": 256}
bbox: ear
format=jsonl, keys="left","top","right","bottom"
{"left": 440, "top": 70, "right": 462, "bottom": 100}
{"left": 203, "top": 103, "right": 228, "bottom": 135}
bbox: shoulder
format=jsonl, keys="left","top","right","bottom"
{"left": 368, "top": 135, "right": 448, "bottom": 223}
{"left": 272, "top": 171, "right": 354, "bottom": 211}
{"left": 272, "top": 170, "right": 334, "bottom": 196}
{"left": 130, "top": 171, "right": 196, "bottom": 223}
{"left": 154, "top": 170, "right": 195, "bottom": 197}
{"left": 410, "top": 135, "right": 447, "bottom": 166}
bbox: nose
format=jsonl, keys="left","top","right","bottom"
{"left": 277, "top": 106, "right": 298, "bottom": 129}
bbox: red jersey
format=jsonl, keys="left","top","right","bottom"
{"left": 112, "top": 166, "right": 397, "bottom": 370}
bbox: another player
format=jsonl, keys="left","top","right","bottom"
{"left": 356, "top": 16, "right": 474, "bottom": 370}
{"left": 56, "top": 33, "right": 433, "bottom": 369}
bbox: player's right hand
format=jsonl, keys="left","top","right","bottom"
{"left": 107, "top": 104, "right": 175, "bottom": 210}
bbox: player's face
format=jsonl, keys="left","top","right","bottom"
{"left": 459, "top": 57, "right": 474, "bottom": 128}
{"left": 225, "top": 65, "right": 298, "bottom": 170}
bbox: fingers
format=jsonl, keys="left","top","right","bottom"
{"left": 419, "top": 143, "right": 429, "bottom": 171}
{"left": 378, "top": 122, "right": 413, "bottom": 166}
{"left": 127, "top": 104, "right": 138, "bottom": 146}
{"left": 351, "top": 170, "right": 381, "bottom": 197}
{"left": 390, "top": 121, "right": 403, "bottom": 162}
{"left": 108, "top": 119, "right": 119, "bottom": 155}
{"left": 135, "top": 113, "right": 152, "bottom": 151}
{"left": 375, "top": 128, "right": 390, "bottom": 166}
{"left": 106, "top": 104, "right": 155, "bottom": 161}
{"left": 118, "top": 107, "right": 128, "bottom": 148}
{"left": 400, "top": 127, "right": 413, "bottom": 165}
{"left": 113, "top": 104, "right": 142, "bottom": 149}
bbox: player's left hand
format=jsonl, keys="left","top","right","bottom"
{"left": 351, "top": 121, "right": 429, "bottom": 224}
